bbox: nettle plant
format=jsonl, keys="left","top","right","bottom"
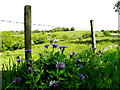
{"left": 3, "top": 44, "right": 96, "bottom": 89}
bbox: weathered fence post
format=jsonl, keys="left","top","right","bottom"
{"left": 90, "top": 20, "right": 96, "bottom": 53}
{"left": 24, "top": 5, "right": 32, "bottom": 61}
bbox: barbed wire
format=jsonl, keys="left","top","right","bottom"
{"left": 0, "top": 19, "right": 70, "bottom": 28}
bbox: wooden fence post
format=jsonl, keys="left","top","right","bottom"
{"left": 24, "top": 5, "right": 32, "bottom": 61}
{"left": 90, "top": 20, "right": 96, "bottom": 53}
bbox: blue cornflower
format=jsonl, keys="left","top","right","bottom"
{"left": 44, "top": 45, "right": 49, "bottom": 48}
{"left": 27, "top": 67, "right": 34, "bottom": 73}
{"left": 77, "top": 65, "right": 83, "bottom": 67}
{"left": 72, "top": 52, "right": 76, "bottom": 55}
{"left": 13, "top": 77, "right": 22, "bottom": 83}
{"left": 69, "top": 54, "right": 74, "bottom": 58}
{"left": 49, "top": 80, "right": 59, "bottom": 87}
{"left": 86, "top": 43, "right": 90, "bottom": 45}
{"left": 38, "top": 53, "right": 43, "bottom": 56}
{"left": 25, "top": 49, "right": 32, "bottom": 52}
{"left": 88, "top": 60, "right": 92, "bottom": 62}
{"left": 58, "top": 46, "right": 68, "bottom": 49}
{"left": 58, "top": 46, "right": 68, "bottom": 52}
{"left": 76, "top": 59, "right": 81, "bottom": 62}
{"left": 98, "top": 55, "right": 102, "bottom": 57}
{"left": 78, "top": 74, "right": 85, "bottom": 80}
{"left": 51, "top": 44, "right": 58, "bottom": 48}
{"left": 16, "top": 59, "right": 22, "bottom": 63}
{"left": 93, "top": 48, "right": 96, "bottom": 50}
{"left": 56, "top": 62, "right": 65, "bottom": 68}
{"left": 29, "top": 59, "right": 34, "bottom": 63}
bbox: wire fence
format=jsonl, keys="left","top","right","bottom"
{"left": 0, "top": 19, "right": 119, "bottom": 57}
{"left": 0, "top": 19, "right": 70, "bottom": 28}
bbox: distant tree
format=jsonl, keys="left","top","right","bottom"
{"left": 33, "top": 29, "right": 40, "bottom": 33}
{"left": 113, "top": 1, "right": 120, "bottom": 14}
{"left": 70, "top": 27, "right": 75, "bottom": 31}
{"left": 101, "top": 30, "right": 104, "bottom": 32}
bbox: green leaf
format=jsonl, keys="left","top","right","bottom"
{"left": 76, "top": 67, "right": 81, "bottom": 71}
{"left": 60, "top": 77, "right": 66, "bottom": 81}
{"left": 25, "top": 80, "right": 31, "bottom": 84}
{"left": 34, "top": 75, "right": 41, "bottom": 83}
{"left": 67, "top": 72, "right": 73, "bottom": 78}
{"left": 59, "top": 69, "right": 65, "bottom": 75}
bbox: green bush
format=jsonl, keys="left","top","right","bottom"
{"left": 82, "top": 33, "right": 91, "bottom": 38}
{"left": 60, "top": 35, "right": 69, "bottom": 41}
{"left": 51, "top": 34, "right": 58, "bottom": 38}
{"left": 82, "top": 32, "right": 99, "bottom": 38}
{"left": 103, "top": 31, "right": 110, "bottom": 36}
{"left": 33, "top": 37, "right": 46, "bottom": 44}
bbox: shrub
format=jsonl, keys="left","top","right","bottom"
{"left": 33, "top": 37, "right": 46, "bottom": 44}
{"left": 51, "top": 34, "right": 58, "bottom": 38}
{"left": 103, "top": 31, "right": 110, "bottom": 36}
{"left": 82, "top": 33, "right": 91, "bottom": 38}
{"left": 101, "top": 30, "right": 104, "bottom": 32}
{"left": 61, "top": 35, "right": 69, "bottom": 41}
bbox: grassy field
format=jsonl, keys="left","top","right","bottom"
{"left": 0, "top": 31, "right": 119, "bottom": 69}
{"left": 1, "top": 30, "right": 120, "bottom": 88}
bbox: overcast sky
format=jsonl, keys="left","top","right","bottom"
{"left": 0, "top": 0, "right": 118, "bottom": 31}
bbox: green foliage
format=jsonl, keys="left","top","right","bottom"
{"left": 113, "top": 1, "right": 120, "bottom": 13}
{"left": 77, "top": 35, "right": 82, "bottom": 41}
{"left": 82, "top": 32, "right": 91, "bottom": 38}
{"left": 103, "top": 31, "right": 110, "bottom": 36}
{"left": 32, "top": 34, "right": 47, "bottom": 44}
{"left": 61, "top": 35, "right": 69, "bottom": 41}
{"left": 109, "top": 30, "right": 119, "bottom": 33}
{"left": 32, "top": 30, "right": 40, "bottom": 33}
{"left": 1, "top": 34, "right": 24, "bottom": 52}
{"left": 101, "top": 30, "right": 104, "bottom": 32}
{"left": 2, "top": 45, "right": 119, "bottom": 88}
{"left": 50, "top": 33, "right": 58, "bottom": 38}
{"left": 70, "top": 27, "right": 75, "bottom": 31}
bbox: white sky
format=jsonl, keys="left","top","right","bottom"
{"left": 0, "top": 0, "right": 118, "bottom": 31}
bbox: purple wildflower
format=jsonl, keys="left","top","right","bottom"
{"left": 76, "top": 59, "right": 81, "bottom": 62}
{"left": 49, "top": 80, "right": 59, "bottom": 87}
{"left": 13, "top": 77, "right": 22, "bottom": 83}
{"left": 86, "top": 43, "right": 90, "bottom": 45}
{"left": 51, "top": 44, "right": 58, "bottom": 48}
{"left": 98, "top": 55, "right": 102, "bottom": 57}
{"left": 29, "top": 59, "right": 34, "bottom": 63}
{"left": 69, "top": 54, "right": 74, "bottom": 58}
{"left": 38, "top": 53, "right": 43, "bottom": 56}
{"left": 88, "top": 60, "right": 92, "bottom": 62}
{"left": 56, "top": 62, "right": 65, "bottom": 68}
{"left": 93, "top": 48, "right": 96, "bottom": 50}
{"left": 27, "top": 67, "right": 34, "bottom": 73}
{"left": 58, "top": 46, "right": 68, "bottom": 49}
{"left": 44, "top": 45, "right": 49, "bottom": 48}
{"left": 25, "top": 49, "right": 32, "bottom": 52}
{"left": 16, "top": 59, "right": 22, "bottom": 63}
{"left": 77, "top": 65, "right": 83, "bottom": 67}
{"left": 78, "top": 74, "right": 85, "bottom": 80}
{"left": 72, "top": 52, "right": 76, "bottom": 55}
{"left": 58, "top": 46, "right": 68, "bottom": 52}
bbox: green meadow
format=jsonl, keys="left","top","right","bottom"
{"left": 1, "top": 30, "right": 120, "bottom": 88}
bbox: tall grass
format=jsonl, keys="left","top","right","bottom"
{"left": 2, "top": 45, "right": 120, "bottom": 89}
